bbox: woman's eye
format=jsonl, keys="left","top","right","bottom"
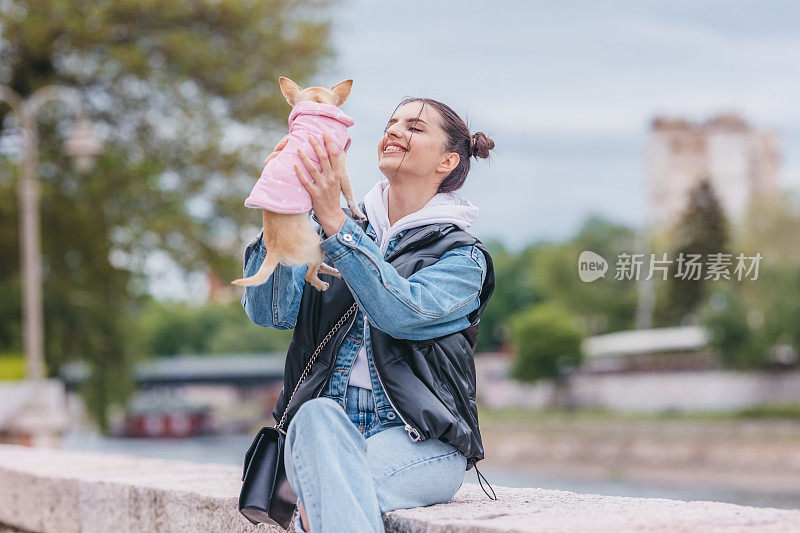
{"left": 409, "top": 127, "right": 422, "bottom": 132}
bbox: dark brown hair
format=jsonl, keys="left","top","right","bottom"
{"left": 386, "top": 97, "right": 495, "bottom": 193}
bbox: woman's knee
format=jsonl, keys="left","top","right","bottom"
{"left": 295, "top": 397, "right": 342, "bottom": 421}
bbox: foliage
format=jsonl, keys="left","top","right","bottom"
{"left": 0, "top": 0, "right": 334, "bottom": 430}
{"left": 701, "top": 266, "right": 800, "bottom": 370}
{"left": 476, "top": 239, "right": 537, "bottom": 352}
{"left": 735, "top": 404, "right": 800, "bottom": 419}
{"left": 477, "top": 216, "right": 638, "bottom": 353}
{"left": 700, "top": 285, "right": 769, "bottom": 369}
{"left": 699, "top": 192, "right": 800, "bottom": 370}
{"left": 531, "top": 216, "right": 639, "bottom": 335}
{"left": 0, "top": 352, "right": 26, "bottom": 380}
{"left": 735, "top": 192, "right": 800, "bottom": 270}
{"left": 508, "top": 303, "right": 584, "bottom": 383}
{"left": 657, "top": 179, "right": 729, "bottom": 326}
{"left": 130, "top": 298, "right": 292, "bottom": 357}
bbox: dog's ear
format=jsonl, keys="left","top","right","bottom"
{"left": 329, "top": 79, "right": 353, "bottom": 106}
{"left": 279, "top": 77, "right": 302, "bottom": 106}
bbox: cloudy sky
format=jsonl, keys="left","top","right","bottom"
{"left": 149, "top": 0, "right": 800, "bottom": 299}
{"left": 321, "top": 0, "right": 800, "bottom": 251}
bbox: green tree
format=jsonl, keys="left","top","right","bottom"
{"left": 658, "top": 179, "right": 729, "bottom": 326}
{"left": 476, "top": 239, "right": 538, "bottom": 353}
{"left": 477, "top": 216, "right": 639, "bottom": 354}
{"left": 0, "top": 0, "right": 335, "bottom": 430}
{"left": 699, "top": 192, "right": 800, "bottom": 370}
{"left": 130, "top": 298, "right": 292, "bottom": 356}
{"left": 701, "top": 285, "right": 769, "bottom": 369}
{"left": 736, "top": 192, "right": 800, "bottom": 266}
{"left": 531, "top": 216, "right": 639, "bottom": 335}
{"left": 509, "top": 303, "right": 584, "bottom": 383}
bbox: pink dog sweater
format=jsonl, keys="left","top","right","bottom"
{"left": 244, "top": 101, "right": 355, "bottom": 213}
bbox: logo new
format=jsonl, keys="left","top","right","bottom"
{"left": 578, "top": 251, "right": 608, "bottom": 282}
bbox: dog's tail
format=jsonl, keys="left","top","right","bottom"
{"left": 231, "top": 250, "right": 280, "bottom": 287}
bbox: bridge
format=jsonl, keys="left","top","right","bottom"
{"left": 60, "top": 353, "right": 287, "bottom": 390}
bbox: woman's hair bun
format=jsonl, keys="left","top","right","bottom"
{"left": 469, "top": 131, "right": 495, "bottom": 159}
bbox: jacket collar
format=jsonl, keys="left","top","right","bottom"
{"left": 355, "top": 200, "right": 459, "bottom": 262}
{"left": 312, "top": 203, "right": 458, "bottom": 262}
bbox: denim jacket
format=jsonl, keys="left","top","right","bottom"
{"left": 241, "top": 214, "right": 487, "bottom": 426}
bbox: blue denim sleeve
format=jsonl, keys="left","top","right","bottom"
{"left": 240, "top": 231, "right": 308, "bottom": 330}
{"left": 319, "top": 216, "right": 486, "bottom": 341}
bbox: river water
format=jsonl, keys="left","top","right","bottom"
{"left": 63, "top": 429, "right": 800, "bottom": 510}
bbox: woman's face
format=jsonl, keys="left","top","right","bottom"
{"left": 378, "top": 100, "right": 454, "bottom": 183}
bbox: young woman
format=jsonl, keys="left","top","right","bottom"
{"left": 241, "top": 97, "right": 496, "bottom": 532}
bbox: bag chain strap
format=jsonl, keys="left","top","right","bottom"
{"left": 276, "top": 302, "right": 359, "bottom": 432}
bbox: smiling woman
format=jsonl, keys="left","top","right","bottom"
{"left": 379, "top": 98, "right": 495, "bottom": 198}
{"left": 242, "top": 96, "right": 496, "bottom": 532}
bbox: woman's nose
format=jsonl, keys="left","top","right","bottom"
{"left": 385, "top": 123, "right": 403, "bottom": 138}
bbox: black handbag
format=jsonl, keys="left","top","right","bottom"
{"left": 239, "top": 302, "right": 358, "bottom": 528}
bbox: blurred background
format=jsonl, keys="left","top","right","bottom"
{"left": 2, "top": 0, "right": 800, "bottom": 511}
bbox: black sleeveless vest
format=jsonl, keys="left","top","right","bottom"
{"left": 272, "top": 202, "right": 495, "bottom": 468}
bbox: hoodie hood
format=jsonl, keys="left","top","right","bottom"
{"left": 363, "top": 179, "right": 479, "bottom": 253}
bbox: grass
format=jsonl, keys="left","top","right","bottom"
{"left": 478, "top": 404, "right": 800, "bottom": 422}
{"left": 0, "top": 352, "right": 26, "bottom": 380}
{"left": 736, "top": 404, "right": 800, "bottom": 419}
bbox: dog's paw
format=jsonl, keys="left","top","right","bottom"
{"left": 312, "top": 280, "right": 330, "bottom": 291}
{"left": 348, "top": 204, "right": 367, "bottom": 221}
{"left": 329, "top": 267, "right": 342, "bottom": 278}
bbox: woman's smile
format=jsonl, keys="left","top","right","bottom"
{"left": 382, "top": 141, "right": 407, "bottom": 155}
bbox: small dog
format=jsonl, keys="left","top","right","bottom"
{"left": 231, "top": 76, "right": 366, "bottom": 290}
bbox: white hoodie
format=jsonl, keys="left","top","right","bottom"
{"left": 348, "top": 179, "right": 480, "bottom": 389}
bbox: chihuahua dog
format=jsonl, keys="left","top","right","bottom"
{"left": 231, "top": 76, "right": 366, "bottom": 289}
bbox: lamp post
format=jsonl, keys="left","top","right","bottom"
{"left": 0, "top": 85, "right": 102, "bottom": 382}
{"left": 0, "top": 85, "right": 102, "bottom": 446}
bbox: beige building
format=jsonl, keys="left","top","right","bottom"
{"left": 646, "top": 112, "right": 779, "bottom": 229}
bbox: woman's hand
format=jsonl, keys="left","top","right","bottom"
{"left": 294, "top": 131, "right": 348, "bottom": 237}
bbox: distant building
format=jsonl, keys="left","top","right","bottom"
{"left": 646, "top": 112, "right": 779, "bottom": 228}
{"left": 581, "top": 325, "right": 716, "bottom": 373}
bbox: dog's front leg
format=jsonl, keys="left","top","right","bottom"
{"left": 305, "top": 262, "right": 331, "bottom": 291}
{"left": 318, "top": 262, "right": 341, "bottom": 278}
{"left": 339, "top": 173, "right": 366, "bottom": 221}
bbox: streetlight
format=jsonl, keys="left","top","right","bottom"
{"left": 0, "top": 85, "right": 102, "bottom": 446}
{"left": 64, "top": 117, "right": 103, "bottom": 173}
{"left": 0, "top": 85, "right": 102, "bottom": 382}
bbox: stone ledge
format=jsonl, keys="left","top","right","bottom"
{"left": 1, "top": 444, "right": 800, "bottom": 532}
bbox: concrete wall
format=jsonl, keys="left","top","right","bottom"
{"left": 477, "top": 356, "right": 800, "bottom": 412}
{"left": 569, "top": 370, "right": 800, "bottom": 412}
{"left": 2, "top": 444, "right": 800, "bottom": 532}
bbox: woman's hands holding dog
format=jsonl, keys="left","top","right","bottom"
{"left": 294, "top": 131, "right": 348, "bottom": 237}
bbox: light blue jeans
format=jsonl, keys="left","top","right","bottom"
{"left": 284, "top": 385, "right": 467, "bottom": 532}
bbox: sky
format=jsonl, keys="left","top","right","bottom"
{"left": 148, "top": 0, "right": 800, "bottom": 300}
{"left": 319, "top": 0, "right": 800, "bottom": 250}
